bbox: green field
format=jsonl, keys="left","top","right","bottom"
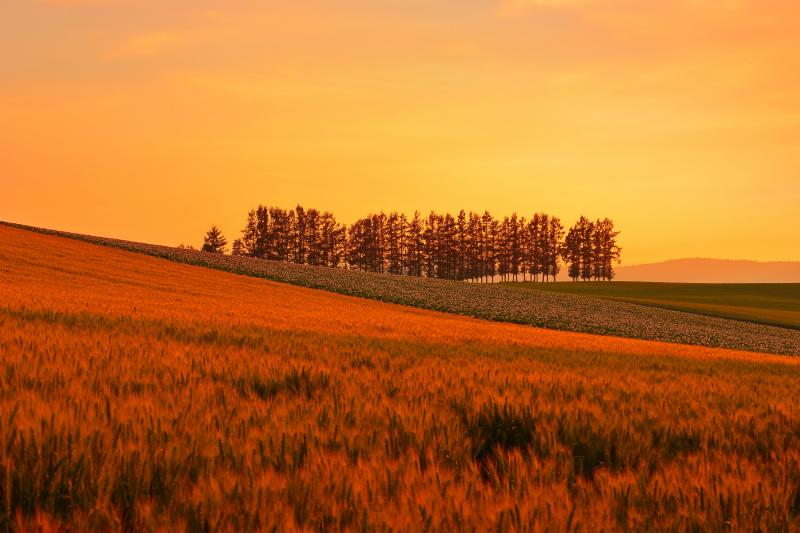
{"left": 505, "top": 281, "right": 800, "bottom": 330}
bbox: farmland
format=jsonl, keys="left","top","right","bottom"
{"left": 4, "top": 222, "right": 800, "bottom": 356}
{"left": 2, "top": 225, "right": 800, "bottom": 531}
{"left": 505, "top": 281, "right": 800, "bottom": 330}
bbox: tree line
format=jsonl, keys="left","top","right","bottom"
{"left": 201, "top": 205, "right": 621, "bottom": 282}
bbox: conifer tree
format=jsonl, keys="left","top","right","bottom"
{"left": 201, "top": 225, "right": 227, "bottom": 254}
{"left": 578, "top": 216, "right": 594, "bottom": 281}
{"left": 254, "top": 205, "right": 270, "bottom": 258}
{"left": 229, "top": 204, "right": 620, "bottom": 283}
{"left": 241, "top": 209, "right": 259, "bottom": 257}
{"left": 406, "top": 211, "right": 425, "bottom": 277}
{"left": 562, "top": 224, "right": 582, "bottom": 281}
{"left": 482, "top": 211, "right": 497, "bottom": 282}
{"left": 231, "top": 239, "right": 244, "bottom": 257}
{"left": 547, "top": 217, "right": 564, "bottom": 282}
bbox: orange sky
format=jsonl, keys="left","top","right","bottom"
{"left": 1, "top": 0, "right": 799, "bottom": 264}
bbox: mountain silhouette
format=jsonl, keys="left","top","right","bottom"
{"left": 615, "top": 258, "right": 800, "bottom": 283}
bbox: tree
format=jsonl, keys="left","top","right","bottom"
{"left": 231, "top": 238, "right": 244, "bottom": 257}
{"left": 228, "top": 204, "right": 620, "bottom": 283}
{"left": 527, "top": 214, "right": 542, "bottom": 282}
{"left": 240, "top": 209, "right": 259, "bottom": 257}
{"left": 481, "top": 211, "right": 497, "bottom": 282}
{"left": 578, "top": 216, "right": 594, "bottom": 281}
{"left": 346, "top": 218, "right": 367, "bottom": 271}
{"left": 254, "top": 205, "right": 270, "bottom": 258}
{"left": 294, "top": 205, "right": 307, "bottom": 264}
{"left": 595, "top": 217, "right": 621, "bottom": 280}
{"left": 319, "top": 211, "right": 343, "bottom": 268}
{"left": 466, "top": 212, "right": 482, "bottom": 282}
{"left": 547, "top": 216, "right": 564, "bottom": 281}
{"left": 201, "top": 226, "right": 227, "bottom": 254}
{"left": 269, "top": 207, "right": 294, "bottom": 261}
{"left": 406, "top": 211, "right": 425, "bottom": 277}
{"left": 423, "top": 212, "right": 438, "bottom": 278}
{"left": 305, "top": 208, "right": 322, "bottom": 266}
{"left": 456, "top": 210, "right": 467, "bottom": 281}
{"left": 537, "top": 213, "right": 550, "bottom": 281}
{"left": 562, "top": 223, "right": 582, "bottom": 281}
{"left": 386, "top": 212, "right": 405, "bottom": 275}
{"left": 440, "top": 213, "right": 457, "bottom": 280}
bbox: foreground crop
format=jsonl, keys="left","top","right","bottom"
{"left": 1, "top": 226, "right": 800, "bottom": 531}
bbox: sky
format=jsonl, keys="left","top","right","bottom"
{"left": 1, "top": 0, "right": 798, "bottom": 265}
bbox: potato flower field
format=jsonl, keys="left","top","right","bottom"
{"left": 1, "top": 225, "right": 800, "bottom": 531}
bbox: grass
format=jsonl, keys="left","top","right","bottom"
{"left": 4, "top": 222, "right": 799, "bottom": 356}
{"left": 2, "top": 224, "right": 800, "bottom": 530}
{"left": 504, "top": 281, "right": 800, "bottom": 330}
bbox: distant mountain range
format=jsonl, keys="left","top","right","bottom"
{"left": 615, "top": 258, "right": 800, "bottom": 283}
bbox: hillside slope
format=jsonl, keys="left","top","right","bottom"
{"left": 2, "top": 223, "right": 800, "bottom": 530}
{"left": 4, "top": 222, "right": 799, "bottom": 355}
{"left": 616, "top": 257, "right": 800, "bottom": 283}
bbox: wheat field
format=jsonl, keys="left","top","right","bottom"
{"left": 7, "top": 222, "right": 798, "bottom": 356}
{"left": 1, "top": 225, "right": 799, "bottom": 531}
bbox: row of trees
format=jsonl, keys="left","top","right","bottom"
{"left": 201, "top": 205, "right": 621, "bottom": 281}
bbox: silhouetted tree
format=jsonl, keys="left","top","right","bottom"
{"left": 228, "top": 204, "right": 620, "bottom": 283}
{"left": 546, "top": 217, "right": 564, "bottom": 281}
{"left": 562, "top": 224, "right": 582, "bottom": 281}
{"left": 319, "top": 211, "right": 344, "bottom": 268}
{"left": 231, "top": 238, "right": 244, "bottom": 256}
{"left": 201, "top": 226, "right": 227, "bottom": 254}
{"left": 423, "top": 212, "right": 438, "bottom": 278}
{"left": 482, "top": 211, "right": 497, "bottom": 282}
{"left": 294, "top": 205, "right": 307, "bottom": 264}
{"left": 595, "top": 217, "right": 621, "bottom": 280}
{"left": 386, "top": 212, "right": 405, "bottom": 275}
{"left": 537, "top": 213, "right": 551, "bottom": 281}
{"left": 406, "top": 211, "right": 425, "bottom": 277}
{"left": 466, "top": 212, "right": 482, "bottom": 282}
{"left": 441, "top": 213, "right": 457, "bottom": 280}
{"left": 255, "top": 205, "right": 270, "bottom": 258}
{"left": 456, "top": 210, "right": 467, "bottom": 280}
{"left": 305, "top": 208, "right": 322, "bottom": 266}
{"left": 240, "top": 209, "right": 259, "bottom": 257}
{"left": 269, "top": 207, "right": 294, "bottom": 261}
{"left": 527, "top": 214, "right": 542, "bottom": 282}
{"left": 578, "top": 216, "right": 594, "bottom": 281}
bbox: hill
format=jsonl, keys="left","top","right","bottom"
{"left": 3, "top": 223, "right": 800, "bottom": 530}
{"left": 3, "top": 222, "right": 800, "bottom": 355}
{"left": 615, "top": 257, "right": 800, "bottom": 283}
{"left": 504, "top": 281, "right": 800, "bottom": 330}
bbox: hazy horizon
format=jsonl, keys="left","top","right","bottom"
{"left": 614, "top": 257, "right": 800, "bottom": 284}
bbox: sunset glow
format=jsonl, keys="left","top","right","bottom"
{"left": 2, "top": 0, "right": 799, "bottom": 264}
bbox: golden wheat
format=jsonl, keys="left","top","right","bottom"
{"left": 1, "top": 226, "right": 799, "bottom": 531}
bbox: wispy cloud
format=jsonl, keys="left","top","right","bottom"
{"left": 107, "top": 31, "right": 181, "bottom": 57}
{"left": 497, "top": 0, "right": 595, "bottom": 13}
{"left": 40, "top": 0, "right": 121, "bottom": 5}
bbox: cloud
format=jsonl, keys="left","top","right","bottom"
{"left": 499, "top": 0, "right": 594, "bottom": 10}
{"left": 39, "top": 0, "right": 121, "bottom": 5}
{"left": 494, "top": 0, "right": 598, "bottom": 17}
{"left": 107, "top": 30, "right": 186, "bottom": 57}
{"left": 507, "top": 0, "right": 592, "bottom": 4}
